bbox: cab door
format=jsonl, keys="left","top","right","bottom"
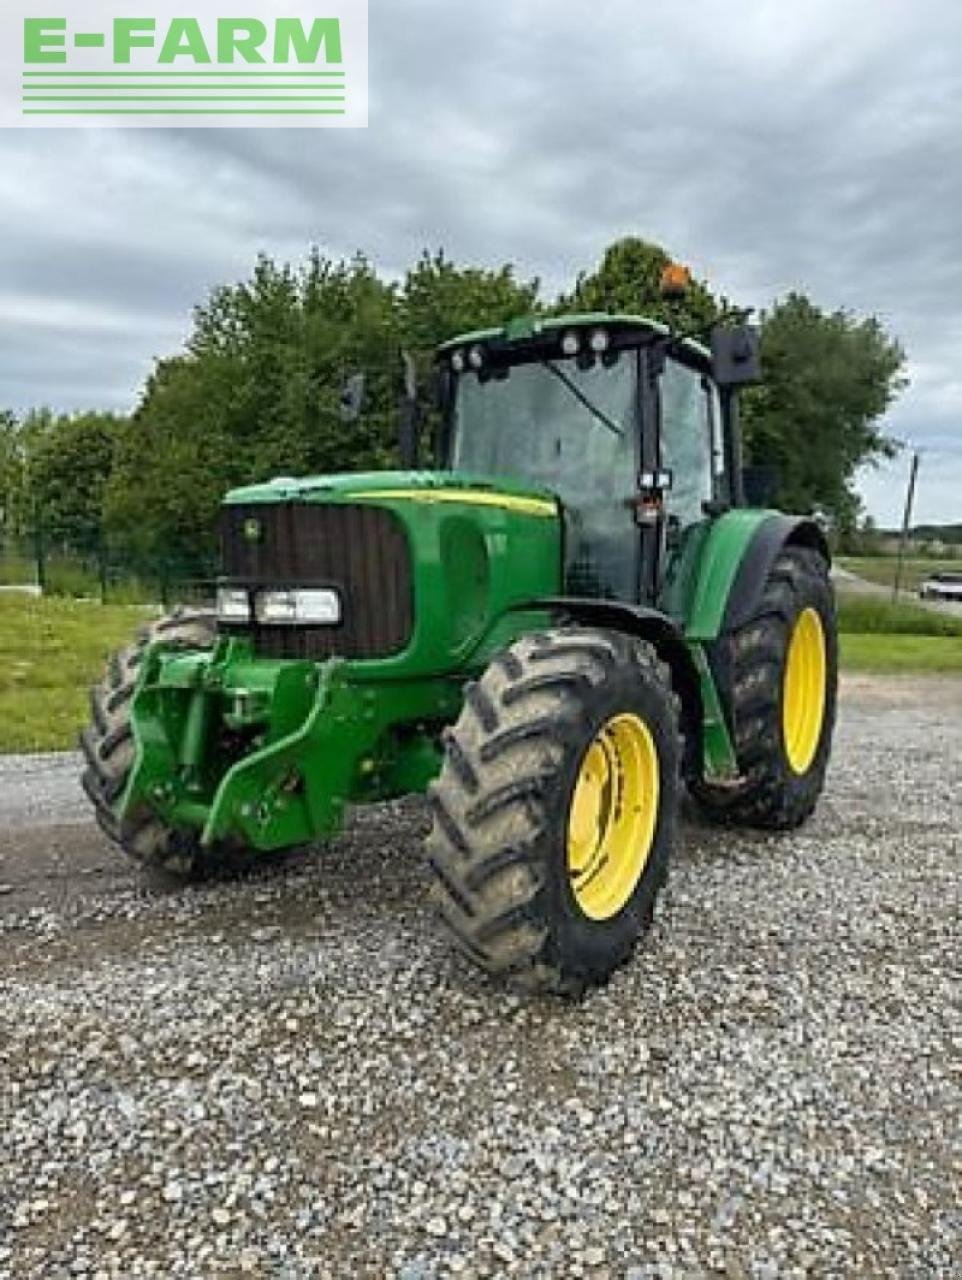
{"left": 660, "top": 356, "right": 720, "bottom": 532}
{"left": 657, "top": 356, "right": 724, "bottom": 614}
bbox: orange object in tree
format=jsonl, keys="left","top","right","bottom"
{"left": 660, "top": 262, "right": 691, "bottom": 298}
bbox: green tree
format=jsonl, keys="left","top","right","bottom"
{"left": 107, "top": 248, "right": 542, "bottom": 564}
{"left": 188, "top": 250, "right": 402, "bottom": 478}
{"left": 743, "top": 294, "right": 906, "bottom": 527}
{"left": 105, "top": 356, "right": 235, "bottom": 574}
{"left": 400, "top": 250, "right": 540, "bottom": 353}
{"left": 0, "top": 410, "right": 24, "bottom": 541}
{"left": 98, "top": 239, "right": 907, "bottom": 572}
{"left": 399, "top": 250, "right": 542, "bottom": 451}
{"left": 30, "top": 411, "right": 124, "bottom": 558}
{"left": 106, "top": 252, "right": 402, "bottom": 567}
{"left": 558, "top": 236, "right": 721, "bottom": 333}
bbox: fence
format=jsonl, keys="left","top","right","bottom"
{"left": 0, "top": 535, "right": 216, "bottom": 607}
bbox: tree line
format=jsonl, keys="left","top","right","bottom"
{"left": 0, "top": 238, "right": 907, "bottom": 584}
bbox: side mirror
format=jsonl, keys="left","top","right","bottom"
{"left": 339, "top": 372, "right": 366, "bottom": 423}
{"left": 711, "top": 324, "right": 761, "bottom": 387}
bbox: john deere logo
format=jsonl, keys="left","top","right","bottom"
{"left": 6, "top": 2, "right": 368, "bottom": 129}
{"left": 243, "top": 518, "right": 263, "bottom": 544}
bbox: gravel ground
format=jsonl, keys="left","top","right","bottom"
{"left": 0, "top": 754, "right": 89, "bottom": 831}
{"left": 0, "top": 674, "right": 960, "bottom": 1278}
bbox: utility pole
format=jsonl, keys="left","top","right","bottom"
{"left": 33, "top": 495, "right": 46, "bottom": 595}
{"left": 891, "top": 451, "right": 920, "bottom": 604}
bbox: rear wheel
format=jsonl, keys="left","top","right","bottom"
{"left": 693, "top": 546, "right": 838, "bottom": 829}
{"left": 80, "top": 608, "right": 216, "bottom": 878}
{"left": 425, "top": 627, "right": 679, "bottom": 995}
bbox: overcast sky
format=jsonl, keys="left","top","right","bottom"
{"left": 2, "top": 0, "right": 960, "bottom": 526}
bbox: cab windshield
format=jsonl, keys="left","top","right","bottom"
{"left": 449, "top": 353, "right": 639, "bottom": 597}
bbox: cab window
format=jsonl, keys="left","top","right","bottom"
{"left": 660, "top": 358, "right": 714, "bottom": 530}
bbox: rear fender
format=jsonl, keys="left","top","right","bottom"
{"left": 685, "top": 511, "right": 830, "bottom": 767}
{"left": 686, "top": 511, "right": 829, "bottom": 641}
{"left": 722, "top": 515, "right": 829, "bottom": 632}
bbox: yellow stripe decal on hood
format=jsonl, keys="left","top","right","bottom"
{"left": 352, "top": 489, "right": 557, "bottom": 517}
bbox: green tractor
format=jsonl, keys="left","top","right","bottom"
{"left": 81, "top": 284, "right": 837, "bottom": 995}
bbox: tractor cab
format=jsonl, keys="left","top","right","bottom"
{"left": 436, "top": 313, "right": 756, "bottom": 608}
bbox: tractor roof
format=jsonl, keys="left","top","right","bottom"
{"left": 437, "top": 312, "right": 711, "bottom": 366}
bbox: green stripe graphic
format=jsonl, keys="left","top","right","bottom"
{"left": 23, "top": 108, "right": 347, "bottom": 115}
{"left": 23, "top": 95, "right": 345, "bottom": 102}
{"left": 19, "top": 66, "right": 352, "bottom": 118}
{"left": 22, "top": 70, "right": 345, "bottom": 78}
{"left": 23, "top": 85, "right": 344, "bottom": 90}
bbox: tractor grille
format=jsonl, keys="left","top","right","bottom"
{"left": 220, "top": 502, "right": 414, "bottom": 660}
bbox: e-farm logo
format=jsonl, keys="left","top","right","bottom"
{"left": 2, "top": 2, "right": 368, "bottom": 127}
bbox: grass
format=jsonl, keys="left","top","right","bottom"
{"left": 2, "top": 549, "right": 175, "bottom": 604}
{"left": 836, "top": 594, "right": 962, "bottom": 637}
{"left": 836, "top": 592, "right": 962, "bottom": 670}
{"left": 0, "top": 589, "right": 958, "bottom": 754}
{"left": 839, "top": 633, "right": 962, "bottom": 673}
{"left": 39, "top": 558, "right": 164, "bottom": 605}
{"left": 43, "top": 556, "right": 102, "bottom": 599}
{"left": 838, "top": 555, "right": 961, "bottom": 593}
{"left": 0, "top": 594, "right": 151, "bottom": 752}
{"left": 0, "top": 553, "right": 37, "bottom": 586}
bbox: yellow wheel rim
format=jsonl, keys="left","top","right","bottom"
{"left": 566, "top": 713, "right": 660, "bottom": 921}
{"left": 782, "top": 607, "right": 827, "bottom": 775}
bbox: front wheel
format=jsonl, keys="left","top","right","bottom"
{"left": 425, "top": 627, "right": 679, "bottom": 996}
{"left": 80, "top": 608, "right": 217, "bottom": 878}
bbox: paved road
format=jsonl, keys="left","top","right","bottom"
{"left": 833, "top": 565, "right": 962, "bottom": 617}
{"left": 0, "top": 675, "right": 960, "bottom": 1276}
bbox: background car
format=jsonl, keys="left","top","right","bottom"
{"left": 919, "top": 570, "right": 962, "bottom": 601}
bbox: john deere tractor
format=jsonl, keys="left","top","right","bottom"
{"left": 81, "top": 286, "right": 837, "bottom": 995}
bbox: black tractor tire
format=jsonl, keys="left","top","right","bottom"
{"left": 692, "top": 546, "right": 838, "bottom": 830}
{"left": 425, "top": 627, "right": 679, "bottom": 996}
{"left": 80, "top": 608, "right": 217, "bottom": 878}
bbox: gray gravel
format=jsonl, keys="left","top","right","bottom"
{"left": 0, "top": 676, "right": 960, "bottom": 1277}
{"left": 0, "top": 754, "right": 87, "bottom": 830}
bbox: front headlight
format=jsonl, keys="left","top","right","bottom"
{"left": 255, "top": 588, "right": 341, "bottom": 626}
{"left": 217, "top": 586, "right": 251, "bottom": 622}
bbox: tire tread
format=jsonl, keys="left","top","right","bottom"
{"left": 426, "top": 626, "right": 678, "bottom": 995}
{"left": 80, "top": 609, "right": 216, "bottom": 876}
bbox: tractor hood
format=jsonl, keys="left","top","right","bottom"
{"left": 218, "top": 469, "right": 563, "bottom": 682}
{"left": 122, "top": 469, "right": 564, "bottom": 858}
{"left": 223, "top": 469, "right": 558, "bottom": 518}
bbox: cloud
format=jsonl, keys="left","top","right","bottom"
{"left": 0, "top": 0, "right": 960, "bottom": 522}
